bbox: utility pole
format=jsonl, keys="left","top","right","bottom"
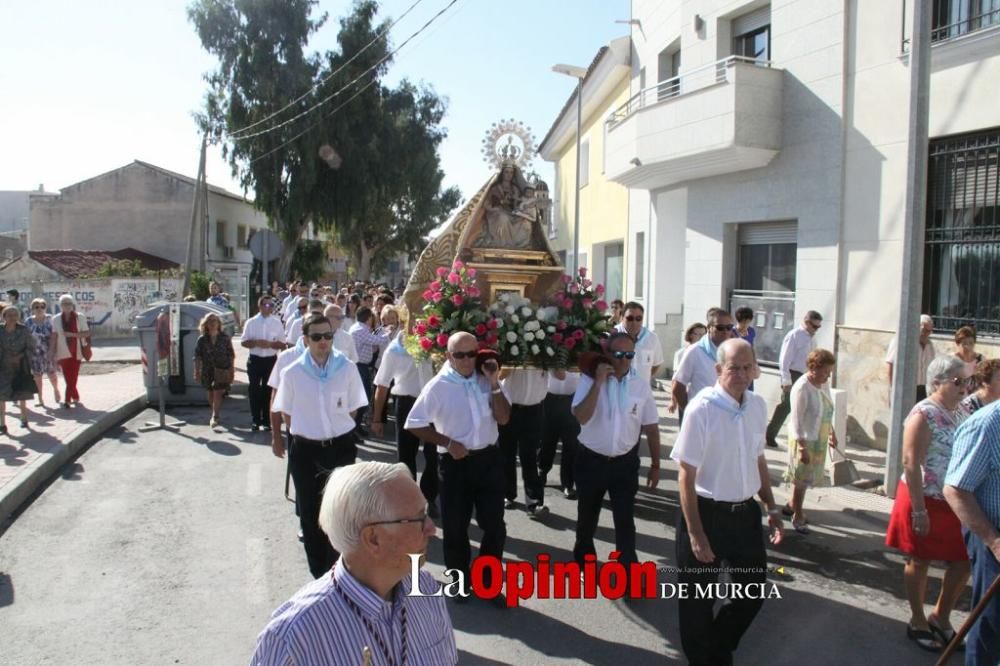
{"left": 182, "top": 136, "right": 207, "bottom": 298}
{"left": 885, "top": 0, "right": 932, "bottom": 497}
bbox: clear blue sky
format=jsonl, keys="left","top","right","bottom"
{"left": 1, "top": 0, "right": 629, "bottom": 210}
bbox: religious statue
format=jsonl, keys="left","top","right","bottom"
{"left": 475, "top": 162, "right": 539, "bottom": 250}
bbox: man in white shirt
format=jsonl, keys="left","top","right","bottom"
{"left": 765, "top": 310, "right": 822, "bottom": 448}
{"left": 280, "top": 282, "right": 301, "bottom": 322}
{"left": 284, "top": 298, "right": 323, "bottom": 344}
{"left": 672, "top": 308, "right": 736, "bottom": 427}
{"left": 283, "top": 296, "right": 309, "bottom": 339}
{"left": 405, "top": 333, "right": 511, "bottom": 601}
{"left": 323, "top": 304, "right": 358, "bottom": 362}
{"left": 671, "top": 338, "right": 784, "bottom": 666}
{"left": 571, "top": 332, "right": 661, "bottom": 569}
{"left": 499, "top": 368, "right": 550, "bottom": 517}
{"left": 615, "top": 301, "right": 664, "bottom": 382}
{"left": 271, "top": 313, "right": 368, "bottom": 578}
{"left": 885, "top": 313, "right": 936, "bottom": 404}
{"left": 538, "top": 369, "right": 580, "bottom": 500}
{"left": 371, "top": 329, "right": 438, "bottom": 515}
{"left": 241, "top": 295, "right": 286, "bottom": 432}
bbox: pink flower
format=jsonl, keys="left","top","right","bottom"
{"left": 573, "top": 329, "right": 585, "bottom": 340}
{"left": 595, "top": 284, "right": 605, "bottom": 295}
{"left": 561, "top": 274, "right": 572, "bottom": 284}
{"left": 467, "top": 268, "right": 477, "bottom": 278}
{"left": 430, "top": 280, "right": 442, "bottom": 291}
{"left": 564, "top": 337, "right": 577, "bottom": 350}
{"left": 447, "top": 272, "right": 461, "bottom": 285}
{"left": 556, "top": 320, "right": 567, "bottom": 331}
{"left": 562, "top": 298, "right": 573, "bottom": 309}
{"left": 552, "top": 333, "right": 564, "bottom": 344}
{"left": 582, "top": 279, "right": 592, "bottom": 288}
{"left": 487, "top": 318, "right": 499, "bottom": 330}
{"left": 579, "top": 267, "right": 588, "bottom": 277}
{"left": 422, "top": 289, "right": 434, "bottom": 301}
{"left": 467, "top": 285, "right": 481, "bottom": 298}
{"left": 453, "top": 260, "right": 464, "bottom": 270}
{"left": 436, "top": 333, "right": 449, "bottom": 348}
{"left": 415, "top": 323, "right": 428, "bottom": 335}
{"left": 436, "top": 266, "right": 448, "bottom": 277}
{"left": 595, "top": 300, "right": 608, "bottom": 312}
{"left": 582, "top": 298, "right": 593, "bottom": 310}
{"left": 452, "top": 294, "right": 464, "bottom": 306}
{"left": 568, "top": 283, "right": 579, "bottom": 295}
{"left": 431, "top": 292, "right": 443, "bottom": 303}
{"left": 475, "top": 323, "right": 488, "bottom": 336}
{"left": 427, "top": 315, "right": 441, "bottom": 328}
{"left": 419, "top": 337, "right": 433, "bottom": 352}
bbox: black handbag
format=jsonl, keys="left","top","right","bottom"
{"left": 13, "top": 358, "right": 37, "bottom": 396}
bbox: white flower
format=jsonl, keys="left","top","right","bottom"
{"left": 500, "top": 293, "right": 511, "bottom": 303}
{"left": 506, "top": 331, "right": 518, "bottom": 343}
{"left": 524, "top": 332, "right": 535, "bottom": 342}
{"left": 546, "top": 347, "right": 555, "bottom": 356}
{"left": 505, "top": 305, "right": 515, "bottom": 315}
{"left": 547, "top": 325, "right": 555, "bottom": 333}
{"left": 521, "top": 306, "right": 532, "bottom": 318}
{"left": 511, "top": 314, "right": 520, "bottom": 324}
{"left": 535, "top": 330, "right": 545, "bottom": 340}
{"left": 531, "top": 344, "right": 540, "bottom": 355}
{"left": 525, "top": 321, "right": 539, "bottom": 332}
{"left": 510, "top": 345, "right": 519, "bottom": 356}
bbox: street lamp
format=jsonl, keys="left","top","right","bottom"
{"left": 552, "top": 63, "right": 587, "bottom": 276}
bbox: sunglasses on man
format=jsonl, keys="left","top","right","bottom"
{"left": 714, "top": 324, "right": 735, "bottom": 332}
{"left": 308, "top": 332, "right": 334, "bottom": 341}
{"left": 625, "top": 315, "right": 643, "bottom": 322}
{"left": 450, "top": 350, "right": 478, "bottom": 360}
{"left": 611, "top": 350, "right": 636, "bottom": 360}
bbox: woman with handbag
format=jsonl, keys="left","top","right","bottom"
{"left": 51, "top": 294, "right": 91, "bottom": 409}
{"left": 0, "top": 305, "right": 37, "bottom": 432}
{"left": 193, "top": 312, "right": 235, "bottom": 429}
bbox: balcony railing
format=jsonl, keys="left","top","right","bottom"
{"left": 607, "top": 56, "right": 772, "bottom": 129}
{"left": 902, "top": 2, "right": 1000, "bottom": 50}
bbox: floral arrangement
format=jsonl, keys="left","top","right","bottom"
{"left": 547, "top": 267, "right": 611, "bottom": 365}
{"left": 488, "top": 294, "right": 561, "bottom": 368}
{"left": 405, "top": 260, "right": 496, "bottom": 361}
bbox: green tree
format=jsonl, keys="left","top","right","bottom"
{"left": 189, "top": 0, "right": 459, "bottom": 282}
{"left": 289, "top": 239, "right": 327, "bottom": 282}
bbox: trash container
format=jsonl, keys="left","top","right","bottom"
{"left": 133, "top": 302, "right": 237, "bottom": 405}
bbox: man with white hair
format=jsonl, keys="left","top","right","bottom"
{"left": 250, "top": 461, "right": 457, "bottom": 666}
{"left": 324, "top": 303, "right": 358, "bottom": 362}
{"left": 886, "top": 314, "right": 937, "bottom": 404}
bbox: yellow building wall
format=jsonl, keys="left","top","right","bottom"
{"left": 551, "top": 78, "right": 630, "bottom": 300}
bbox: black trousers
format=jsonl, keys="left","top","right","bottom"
{"left": 499, "top": 403, "right": 545, "bottom": 505}
{"left": 290, "top": 434, "right": 357, "bottom": 578}
{"left": 538, "top": 393, "right": 579, "bottom": 491}
{"left": 765, "top": 370, "right": 803, "bottom": 444}
{"left": 246, "top": 355, "right": 276, "bottom": 426}
{"left": 395, "top": 394, "right": 439, "bottom": 503}
{"left": 573, "top": 444, "right": 640, "bottom": 566}
{"left": 439, "top": 446, "right": 506, "bottom": 589}
{"left": 355, "top": 363, "right": 373, "bottom": 427}
{"left": 675, "top": 497, "right": 768, "bottom": 666}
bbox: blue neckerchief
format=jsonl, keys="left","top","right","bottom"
{"left": 388, "top": 332, "right": 408, "bottom": 356}
{"left": 696, "top": 334, "right": 717, "bottom": 362}
{"left": 294, "top": 336, "right": 306, "bottom": 354}
{"left": 440, "top": 365, "right": 483, "bottom": 434}
{"left": 705, "top": 387, "right": 746, "bottom": 421}
{"left": 608, "top": 367, "right": 636, "bottom": 411}
{"left": 293, "top": 347, "right": 347, "bottom": 385}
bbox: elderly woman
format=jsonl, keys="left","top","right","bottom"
{"left": 0, "top": 305, "right": 37, "bottom": 432}
{"left": 962, "top": 358, "right": 1000, "bottom": 414}
{"left": 193, "top": 313, "right": 235, "bottom": 429}
{"left": 885, "top": 355, "right": 973, "bottom": 651}
{"left": 952, "top": 326, "right": 983, "bottom": 375}
{"left": 26, "top": 298, "right": 61, "bottom": 408}
{"left": 668, "top": 323, "right": 707, "bottom": 415}
{"left": 51, "top": 294, "right": 91, "bottom": 409}
{"left": 781, "top": 349, "right": 837, "bottom": 534}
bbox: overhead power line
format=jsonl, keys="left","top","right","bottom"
{"left": 227, "top": 0, "right": 427, "bottom": 139}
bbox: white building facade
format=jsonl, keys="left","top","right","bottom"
{"left": 609, "top": 0, "right": 1000, "bottom": 448}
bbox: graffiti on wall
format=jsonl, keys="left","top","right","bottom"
{"left": 39, "top": 278, "right": 182, "bottom": 336}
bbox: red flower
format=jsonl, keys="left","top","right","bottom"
{"left": 419, "top": 337, "right": 433, "bottom": 351}
{"left": 467, "top": 285, "right": 481, "bottom": 298}
{"left": 552, "top": 333, "right": 564, "bottom": 344}
{"left": 452, "top": 294, "right": 465, "bottom": 306}
{"left": 487, "top": 318, "right": 500, "bottom": 330}
{"left": 475, "top": 323, "right": 488, "bottom": 336}
{"left": 485, "top": 332, "right": 498, "bottom": 345}
{"left": 595, "top": 300, "right": 608, "bottom": 312}
{"left": 430, "top": 280, "right": 442, "bottom": 291}
{"left": 436, "top": 266, "right": 448, "bottom": 277}
{"left": 415, "top": 323, "right": 428, "bottom": 335}
{"left": 564, "top": 337, "right": 577, "bottom": 350}
{"left": 573, "top": 329, "right": 586, "bottom": 340}
{"left": 595, "top": 284, "right": 606, "bottom": 295}
{"left": 427, "top": 315, "right": 441, "bottom": 328}
{"left": 447, "top": 272, "right": 461, "bottom": 285}
{"left": 562, "top": 298, "right": 573, "bottom": 309}
{"left": 422, "top": 289, "right": 434, "bottom": 300}
{"left": 453, "top": 260, "right": 464, "bottom": 270}
{"left": 582, "top": 298, "right": 593, "bottom": 309}
{"left": 556, "top": 320, "right": 567, "bottom": 331}
{"left": 431, "top": 292, "right": 444, "bottom": 303}
{"left": 436, "top": 333, "right": 449, "bottom": 348}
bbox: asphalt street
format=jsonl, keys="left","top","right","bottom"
{"left": 0, "top": 394, "right": 968, "bottom": 665}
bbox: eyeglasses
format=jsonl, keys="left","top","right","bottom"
{"left": 625, "top": 315, "right": 643, "bottom": 322}
{"left": 949, "top": 376, "right": 975, "bottom": 388}
{"left": 611, "top": 350, "right": 636, "bottom": 360}
{"left": 261, "top": 302, "right": 273, "bottom": 309}
{"left": 308, "top": 332, "right": 334, "bottom": 341}
{"left": 714, "top": 324, "right": 735, "bottom": 332}
{"left": 368, "top": 511, "right": 429, "bottom": 528}
{"left": 450, "top": 350, "right": 478, "bottom": 360}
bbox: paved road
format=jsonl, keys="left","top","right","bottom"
{"left": 0, "top": 393, "right": 967, "bottom": 665}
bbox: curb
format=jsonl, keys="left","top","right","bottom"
{"left": 0, "top": 393, "right": 147, "bottom": 525}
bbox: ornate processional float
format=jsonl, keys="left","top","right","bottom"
{"left": 401, "top": 120, "right": 612, "bottom": 369}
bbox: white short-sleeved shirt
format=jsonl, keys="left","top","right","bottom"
{"left": 673, "top": 342, "right": 718, "bottom": 399}
{"left": 547, "top": 371, "right": 580, "bottom": 396}
{"left": 285, "top": 317, "right": 305, "bottom": 344}
{"left": 373, "top": 344, "right": 434, "bottom": 397}
{"left": 670, "top": 383, "right": 768, "bottom": 502}
{"left": 885, "top": 336, "right": 937, "bottom": 387}
{"left": 334, "top": 328, "right": 358, "bottom": 363}
{"left": 271, "top": 354, "right": 367, "bottom": 439}
{"left": 572, "top": 369, "right": 659, "bottom": 456}
{"left": 405, "top": 369, "right": 509, "bottom": 451}
{"left": 242, "top": 314, "right": 286, "bottom": 358}
{"left": 267, "top": 346, "right": 304, "bottom": 391}
{"left": 502, "top": 368, "right": 549, "bottom": 406}
{"left": 626, "top": 326, "right": 665, "bottom": 380}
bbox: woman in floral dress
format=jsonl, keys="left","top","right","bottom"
{"left": 0, "top": 305, "right": 36, "bottom": 432}
{"left": 26, "top": 298, "right": 61, "bottom": 408}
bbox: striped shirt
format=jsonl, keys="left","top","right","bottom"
{"left": 945, "top": 400, "right": 1000, "bottom": 528}
{"left": 349, "top": 322, "right": 390, "bottom": 364}
{"left": 250, "top": 559, "right": 456, "bottom": 666}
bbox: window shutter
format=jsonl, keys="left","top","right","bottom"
{"left": 733, "top": 6, "right": 771, "bottom": 36}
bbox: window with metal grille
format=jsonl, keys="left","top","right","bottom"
{"left": 931, "top": 0, "right": 1000, "bottom": 43}
{"left": 923, "top": 128, "right": 1000, "bottom": 335}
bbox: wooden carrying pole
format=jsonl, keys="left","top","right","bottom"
{"left": 935, "top": 572, "right": 1000, "bottom": 665}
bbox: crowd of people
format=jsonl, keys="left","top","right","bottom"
{"left": 194, "top": 278, "right": 999, "bottom": 666}
{"left": 0, "top": 289, "right": 92, "bottom": 434}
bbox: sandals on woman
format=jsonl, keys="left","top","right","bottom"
{"left": 928, "top": 620, "right": 964, "bottom": 652}
{"left": 791, "top": 517, "right": 811, "bottom": 534}
{"left": 907, "top": 624, "right": 942, "bottom": 652}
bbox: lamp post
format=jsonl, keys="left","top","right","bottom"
{"left": 552, "top": 63, "right": 587, "bottom": 276}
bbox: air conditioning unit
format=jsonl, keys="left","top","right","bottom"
{"left": 223, "top": 246, "right": 235, "bottom": 259}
